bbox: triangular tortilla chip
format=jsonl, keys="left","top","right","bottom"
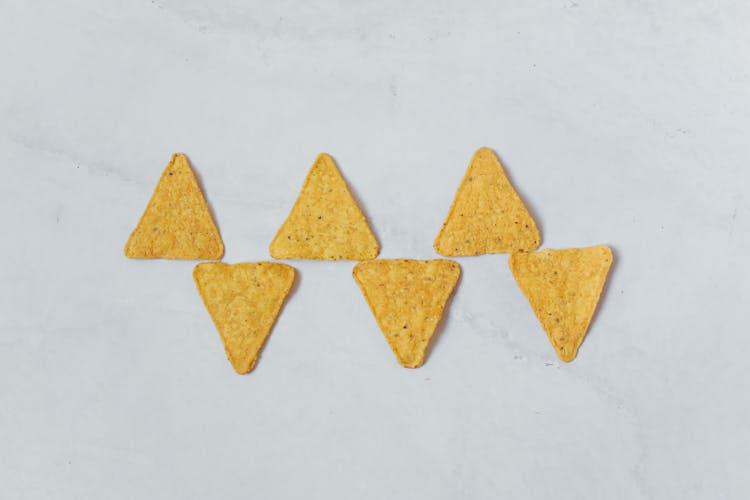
{"left": 270, "top": 153, "right": 379, "bottom": 260}
{"left": 193, "top": 262, "right": 296, "bottom": 374}
{"left": 353, "top": 259, "right": 460, "bottom": 368}
{"left": 509, "top": 246, "right": 613, "bottom": 362}
{"left": 434, "top": 147, "right": 540, "bottom": 256}
{"left": 125, "top": 153, "right": 223, "bottom": 260}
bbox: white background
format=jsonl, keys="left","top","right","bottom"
{"left": 1, "top": 1, "right": 748, "bottom": 498}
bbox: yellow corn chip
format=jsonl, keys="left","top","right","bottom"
{"left": 125, "top": 153, "right": 223, "bottom": 260}
{"left": 353, "top": 259, "right": 460, "bottom": 368}
{"left": 434, "top": 147, "right": 540, "bottom": 256}
{"left": 270, "top": 153, "right": 379, "bottom": 260}
{"left": 509, "top": 245, "right": 613, "bottom": 362}
{"left": 193, "top": 262, "right": 296, "bottom": 374}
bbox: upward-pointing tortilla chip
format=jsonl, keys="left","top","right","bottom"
{"left": 434, "top": 147, "right": 540, "bottom": 256}
{"left": 509, "top": 246, "right": 613, "bottom": 362}
{"left": 125, "top": 153, "right": 223, "bottom": 260}
{"left": 193, "top": 262, "right": 296, "bottom": 374}
{"left": 353, "top": 259, "right": 461, "bottom": 368}
{"left": 270, "top": 153, "right": 379, "bottom": 260}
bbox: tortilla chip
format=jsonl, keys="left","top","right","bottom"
{"left": 509, "top": 246, "right": 613, "bottom": 362}
{"left": 270, "top": 153, "right": 379, "bottom": 260}
{"left": 353, "top": 259, "right": 460, "bottom": 368}
{"left": 193, "top": 262, "right": 296, "bottom": 374}
{"left": 125, "top": 153, "right": 223, "bottom": 260}
{"left": 434, "top": 147, "right": 540, "bottom": 256}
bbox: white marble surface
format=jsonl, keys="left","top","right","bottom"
{"left": 1, "top": 1, "right": 748, "bottom": 498}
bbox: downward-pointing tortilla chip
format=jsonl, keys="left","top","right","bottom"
{"left": 193, "top": 262, "right": 296, "bottom": 374}
{"left": 509, "top": 246, "right": 613, "bottom": 362}
{"left": 270, "top": 153, "right": 379, "bottom": 260}
{"left": 353, "top": 259, "right": 460, "bottom": 368}
{"left": 125, "top": 153, "right": 223, "bottom": 260}
{"left": 434, "top": 148, "right": 540, "bottom": 256}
